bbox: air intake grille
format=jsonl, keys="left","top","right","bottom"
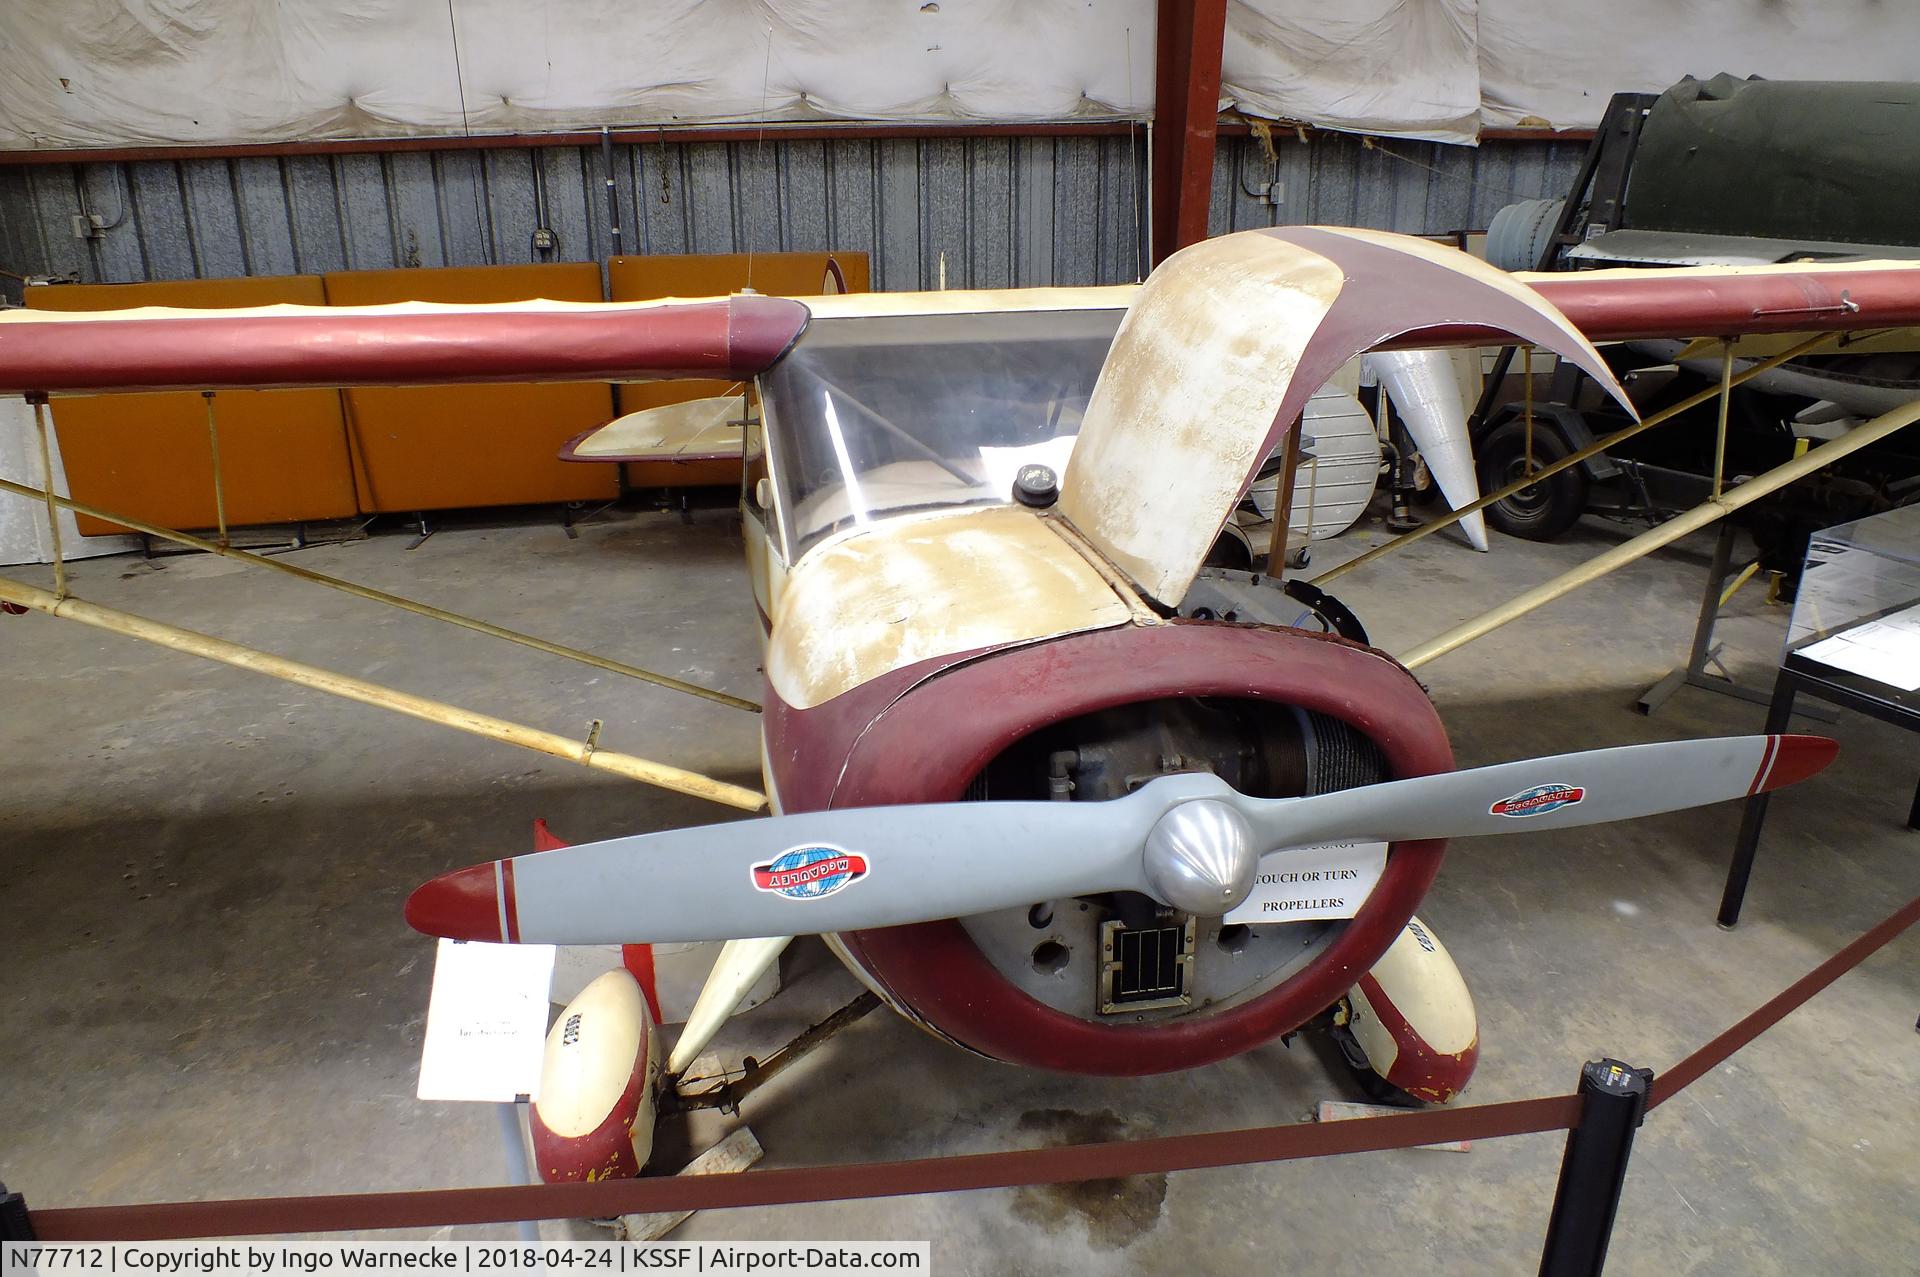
{"left": 1098, "top": 917, "right": 1196, "bottom": 1013}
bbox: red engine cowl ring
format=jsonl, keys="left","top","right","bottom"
{"left": 818, "top": 620, "right": 1454, "bottom": 1076}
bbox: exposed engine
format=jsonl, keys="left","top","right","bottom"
{"left": 959, "top": 697, "right": 1389, "bottom": 1024}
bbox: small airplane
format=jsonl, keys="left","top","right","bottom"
{"left": 5, "top": 225, "right": 1915, "bottom": 1179}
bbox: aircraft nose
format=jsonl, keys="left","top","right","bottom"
{"left": 1142, "top": 797, "right": 1259, "bottom": 916}
{"left": 406, "top": 862, "right": 507, "bottom": 941}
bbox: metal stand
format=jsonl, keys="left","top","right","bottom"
{"left": 1721, "top": 658, "right": 1920, "bottom": 927}
{"left": 496, "top": 1101, "right": 541, "bottom": 1242}
{"left": 0, "top": 1181, "right": 33, "bottom": 1241}
{"left": 1638, "top": 523, "right": 1834, "bottom": 721}
{"left": 406, "top": 513, "right": 436, "bottom": 550}
{"left": 667, "top": 991, "right": 881, "bottom": 1115}
{"left": 1538, "top": 1059, "right": 1653, "bottom": 1277}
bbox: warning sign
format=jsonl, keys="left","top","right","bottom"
{"left": 1223, "top": 841, "right": 1388, "bottom": 924}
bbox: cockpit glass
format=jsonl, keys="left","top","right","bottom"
{"left": 758, "top": 309, "right": 1123, "bottom": 558}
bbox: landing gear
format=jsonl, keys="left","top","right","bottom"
{"left": 1312, "top": 914, "right": 1480, "bottom": 1105}
{"left": 1323, "top": 1018, "right": 1422, "bottom": 1107}
{"left": 1478, "top": 415, "right": 1589, "bottom": 541}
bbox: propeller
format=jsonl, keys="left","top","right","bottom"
{"left": 406, "top": 734, "right": 1834, "bottom": 945}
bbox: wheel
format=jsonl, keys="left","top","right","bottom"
{"left": 1302, "top": 1016, "right": 1423, "bottom": 1107}
{"left": 1477, "top": 415, "right": 1589, "bottom": 541}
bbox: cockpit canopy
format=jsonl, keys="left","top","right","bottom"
{"left": 757, "top": 308, "right": 1123, "bottom": 559}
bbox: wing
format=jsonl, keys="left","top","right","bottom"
{"left": 0, "top": 294, "right": 808, "bottom": 394}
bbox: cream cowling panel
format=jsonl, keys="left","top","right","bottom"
{"left": 1058, "top": 227, "right": 1633, "bottom": 608}
{"left": 764, "top": 505, "right": 1133, "bottom": 712}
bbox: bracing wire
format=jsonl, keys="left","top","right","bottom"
{"left": 1126, "top": 26, "right": 1142, "bottom": 282}
{"left": 746, "top": 24, "right": 776, "bottom": 293}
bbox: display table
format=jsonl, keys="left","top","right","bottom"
{"left": 1720, "top": 506, "right": 1920, "bottom": 926}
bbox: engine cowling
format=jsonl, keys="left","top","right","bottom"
{"left": 766, "top": 618, "right": 1455, "bottom": 1076}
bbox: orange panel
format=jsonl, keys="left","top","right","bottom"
{"left": 607, "top": 251, "right": 870, "bottom": 304}
{"left": 606, "top": 252, "right": 869, "bottom": 487}
{"left": 26, "top": 276, "right": 356, "bottom": 536}
{"left": 323, "top": 263, "right": 618, "bottom": 513}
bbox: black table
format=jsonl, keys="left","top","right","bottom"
{"left": 1720, "top": 651, "right": 1920, "bottom": 927}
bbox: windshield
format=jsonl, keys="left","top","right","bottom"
{"left": 758, "top": 309, "right": 1123, "bottom": 558}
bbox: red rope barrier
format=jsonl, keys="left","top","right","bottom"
{"left": 1649, "top": 893, "right": 1920, "bottom": 1108}
{"left": 33, "top": 1097, "right": 1580, "bottom": 1241}
{"left": 26, "top": 893, "right": 1919, "bottom": 1241}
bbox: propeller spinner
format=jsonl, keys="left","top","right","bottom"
{"left": 406, "top": 734, "right": 1835, "bottom": 945}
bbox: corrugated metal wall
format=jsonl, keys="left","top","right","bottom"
{"left": 0, "top": 133, "right": 1583, "bottom": 300}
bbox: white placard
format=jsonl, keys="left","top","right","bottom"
{"left": 1799, "top": 602, "right": 1920, "bottom": 691}
{"left": 416, "top": 938, "right": 556, "bottom": 1103}
{"left": 1224, "top": 841, "right": 1388, "bottom": 925}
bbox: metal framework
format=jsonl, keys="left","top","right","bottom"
{"left": 1149, "top": 0, "right": 1229, "bottom": 265}
{"left": 1396, "top": 397, "right": 1920, "bottom": 670}
{"left": 0, "top": 473, "right": 760, "bottom": 713}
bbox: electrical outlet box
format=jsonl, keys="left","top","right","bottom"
{"left": 70, "top": 213, "right": 105, "bottom": 240}
{"left": 531, "top": 227, "right": 557, "bottom": 250}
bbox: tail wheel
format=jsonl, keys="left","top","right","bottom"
{"left": 1477, "top": 416, "right": 1588, "bottom": 541}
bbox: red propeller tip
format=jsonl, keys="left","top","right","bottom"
{"left": 406, "top": 862, "right": 508, "bottom": 941}
{"left": 1755, "top": 734, "right": 1839, "bottom": 794}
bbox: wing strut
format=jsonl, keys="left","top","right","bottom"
{"left": 0, "top": 473, "right": 758, "bottom": 715}
{"left": 0, "top": 574, "right": 767, "bottom": 812}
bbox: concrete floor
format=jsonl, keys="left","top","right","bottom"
{"left": 1, "top": 502, "right": 1915, "bottom": 1274}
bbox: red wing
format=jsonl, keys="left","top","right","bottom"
{"left": 0, "top": 295, "right": 808, "bottom": 394}
{"left": 1518, "top": 260, "right": 1920, "bottom": 342}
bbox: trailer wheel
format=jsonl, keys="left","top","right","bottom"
{"left": 1477, "top": 416, "right": 1588, "bottom": 541}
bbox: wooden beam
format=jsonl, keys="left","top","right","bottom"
{"left": 1151, "top": 0, "right": 1230, "bottom": 265}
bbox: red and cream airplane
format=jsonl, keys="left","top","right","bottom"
{"left": 5, "top": 227, "right": 1913, "bottom": 1175}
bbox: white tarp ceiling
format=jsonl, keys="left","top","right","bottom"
{"left": 2, "top": 1, "right": 1917, "bottom": 151}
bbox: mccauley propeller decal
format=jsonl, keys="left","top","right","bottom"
{"left": 1490, "top": 783, "right": 1586, "bottom": 818}
{"left": 751, "top": 845, "right": 870, "bottom": 899}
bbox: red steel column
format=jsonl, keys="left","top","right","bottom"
{"left": 1150, "top": 0, "right": 1230, "bottom": 266}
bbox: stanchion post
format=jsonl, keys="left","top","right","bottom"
{"left": 1538, "top": 1059, "right": 1653, "bottom": 1277}
{"left": 0, "top": 1180, "right": 36, "bottom": 1240}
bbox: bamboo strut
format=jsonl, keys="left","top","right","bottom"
{"left": 204, "top": 392, "right": 229, "bottom": 548}
{"left": 1522, "top": 346, "right": 1534, "bottom": 476}
{"left": 0, "top": 474, "right": 760, "bottom": 714}
{"left": 0, "top": 574, "right": 768, "bottom": 812}
{"left": 28, "top": 395, "right": 66, "bottom": 599}
{"left": 1397, "top": 397, "right": 1920, "bottom": 670}
{"left": 1711, "top": 343, "right": 1734, "bottom": 499}
{"left": 1312, "top": 332, "right": 1840, "bottom": 587}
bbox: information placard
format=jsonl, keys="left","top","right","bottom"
{"left": 416, "top": 938, "right": 556, "bottom": 1103}
{"left": 1223, "top": 841, "right": 1388, "bottom": 925}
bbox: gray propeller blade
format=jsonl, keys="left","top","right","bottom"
{"left": 406, "top": 734, "right": 1833, "bottom": 944}
{"left": 406, "top": 778, "right": 1209, "bottom": 945}
{"left": 1238, "top": 732, "right": 1835, "bottom": 850}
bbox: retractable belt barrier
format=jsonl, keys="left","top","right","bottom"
{"left": 20, "top": 894, "right": 1920, "bottom": 1242}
